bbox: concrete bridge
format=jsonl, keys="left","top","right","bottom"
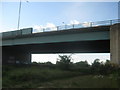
{"left": 1, "top": 19, "right": 120, "bottom": 64}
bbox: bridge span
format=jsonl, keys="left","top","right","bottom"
{"left": 1, "top": 19, "right": 120, "bottom": 64}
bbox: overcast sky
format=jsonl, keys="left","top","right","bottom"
{"left": 32, "top": 53, "right": 110, "bottom": 64}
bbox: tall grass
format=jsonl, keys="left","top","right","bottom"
{"left": 2, "top": 65, "right": 81, "bottom": 88}
{"left": 2, "top": 62, "right": 120, "bottom": 88}
{"left": 40, "top": 75, "right": 119, "bottom": 88}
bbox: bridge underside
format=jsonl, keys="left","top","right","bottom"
{"left": 2, "top": 40, "right": 110, "bottom": 64}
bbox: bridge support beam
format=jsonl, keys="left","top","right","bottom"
{"left": 2, "top": 47, "right": 31, "bottom": 64}
{"left": 110, "top": 23, "right": 120, "bottom": 65}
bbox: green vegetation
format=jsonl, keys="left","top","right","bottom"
{"left": 40, "top": 75, "right": 119, "bottom": 88}
{"left": 2, "top": 55, "right": 120, "bottom": 88}
{"left": 3, "top": 65, "right": 81, "bottom": 88}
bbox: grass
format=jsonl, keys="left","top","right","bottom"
{"left": 2, "top": 65, "right": 120, "bottom": 88}
{"left": 2, "top": 65, "right": 81, "bottom": 88}
{"left": 40, "top": 75, "right": 119, "bottom": 88}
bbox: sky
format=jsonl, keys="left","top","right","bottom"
{"left": 32, "top": 53, "right": 110, "bottom": 64}
{"left": 1, "top": 1, "right": 118, "bottom": 32}
{"left": 1, "top": 1, "right": 119, "bottom": 63}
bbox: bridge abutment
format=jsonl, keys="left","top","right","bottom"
{"left": 110, "top": 23, "right": 120, "bottom": 65}
{"left": 2, "top": 47, "right": 31, "bottom": 64}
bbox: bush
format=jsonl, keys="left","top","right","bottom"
{"left": 91, "top": 59, "right": 120, "bottom": 75}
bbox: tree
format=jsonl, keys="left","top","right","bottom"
{"left": 32, "top": 61, "right": 38, "bottom": 64}
{"left": 91, "top": 59, "right": 102, "bottom": 74}
{"left": 75, "top": 61, "right": 89, "bottom": 67}
{"left": 74, "top": 61, "right": 90, "bottom": 74}
{"left": 45, "top": 61, "right": 53, "bottom": 65}
{"left": 91, "top": 59, "right": 114, "bottom": 75}
{"left": 56, "top": 55, "right": 72, "bottom": 70}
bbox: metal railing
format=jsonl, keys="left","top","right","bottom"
{"left": 2, "top": 19, "right": 120, "bottom": 39}
{"left": 33, "top": 19, "right": 120, "bottom": 33}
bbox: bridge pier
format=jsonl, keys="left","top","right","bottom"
{"left": 2, "top": 47, "right": 31, "bottom": 64}
{"left": 110, "top": 23, "right": 120, "bottom": 65}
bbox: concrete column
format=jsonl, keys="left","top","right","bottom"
{"left": 110, "top": 23, "right": 120, "bottom": 65}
